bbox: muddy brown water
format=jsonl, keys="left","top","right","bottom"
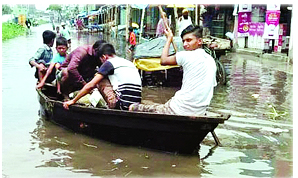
{"left": 2, "top": 24, "right": 293, "bottom": 177}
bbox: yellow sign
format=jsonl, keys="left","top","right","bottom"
{"left": 18, "top": 14, "right": 26, "bottom": 27}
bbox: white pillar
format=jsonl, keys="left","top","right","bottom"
{"left": 288, "top": 6, "right": 293, "bottom": 63}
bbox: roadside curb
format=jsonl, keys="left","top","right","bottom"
{"left": 236, "top": 48, "right": 289, "bottom": 62}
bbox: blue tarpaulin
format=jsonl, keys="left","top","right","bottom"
{"left": 77, "top": 12, "right": 87, "bottom": 18}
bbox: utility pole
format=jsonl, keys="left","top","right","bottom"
{"left": 125, "top": 4, "right": 131, "bottom": 43}
{"left": 139, "top": 7, "right": 146, "bottom": 44}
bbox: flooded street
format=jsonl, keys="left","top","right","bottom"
{"left": 2, "top": 24, "right": 293, "bottom": 177}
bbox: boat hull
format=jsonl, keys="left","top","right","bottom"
{"left": 37, "top": 86, "right": 228, "bottom": 154}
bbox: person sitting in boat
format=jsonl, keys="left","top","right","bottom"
{"left": 29, "top": 30, "right": 56, "bottom": 83}
{"left": 63, "top": 43, "right": 142, "bottom": 110}
{"left": 129, "top": 25, "right": 217, "bottom": 116}
{"left": 36, "top": 36, "right": 68, "bottom": 94}
{"left": 58, "top": 40, "right": 106, "bottom": 99}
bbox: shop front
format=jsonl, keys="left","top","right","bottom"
{"left": 236, "top": 4, "right": 292, "bottom": 54}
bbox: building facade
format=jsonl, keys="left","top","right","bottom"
{"left": 234, "top": 4, "right": 292, "bottom": 54}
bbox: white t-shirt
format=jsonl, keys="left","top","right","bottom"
{"left": 97, "top": 56, "right": 142, "bottom": 110}
{"left": 169, "top": 48, "right": 217, "bottom": 116}
{"left": 105, "top": 57, "right": 142, "bottom": 90}
{"left": 61, "top": 28, "right": 70, "bottom": 40}
{"left": 178, "top": 16, "right": 193, "bottom": 36}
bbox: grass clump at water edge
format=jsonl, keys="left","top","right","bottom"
{"left": 2, "top": 22, "right": 27, "bottom": 41}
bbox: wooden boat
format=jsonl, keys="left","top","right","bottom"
{"left": 37, "top": 85, "right": 230, "bottom": 154}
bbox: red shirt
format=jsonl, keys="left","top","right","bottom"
{"left": 129, "top": 32, "right": 136, "bottom": 45}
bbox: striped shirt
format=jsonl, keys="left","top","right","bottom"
{"left": 116, "top": 83, "right": 142, "bottom": 110}
{"left": 97, "top": 56, "right": 142, "bottom": 110}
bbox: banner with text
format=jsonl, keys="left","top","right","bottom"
{"left": 263, "top": 10, "right": 280, "bottom": 39}
{"left": 238, "top": 12, "right": 251, "bottom": 37}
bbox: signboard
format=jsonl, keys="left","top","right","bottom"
{"left": 238, "top": 12, "right": 251, "bottom": 37}
{"left": 263, "top": 10, "right": 280, "bottom": 39}
{"left": 249, "top": 22, "right": 264, "bottom": 36}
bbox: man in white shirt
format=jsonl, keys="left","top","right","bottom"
{"left": 129, "top": 25, "right": 217, "bottom": 116}
{"left": 61, "top": 22, "right": 71, "bottom": 47}
{"left": 178, "top": 8, "right": 193, "bottom": 37}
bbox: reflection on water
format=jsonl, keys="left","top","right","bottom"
{"left": 30, "top": 117, "right": 205, "bottom": 177}
{"left": 2, "top": 24, "right": 292, "bottom": 177}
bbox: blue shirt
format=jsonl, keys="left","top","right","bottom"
{"left": 51, "top": 53, "right": 66, "bottom": 64}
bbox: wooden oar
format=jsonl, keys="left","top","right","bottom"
{"left": 211, "top": 130, "right": 221, "bottom": 146}
{"left": 158, "top": 5, "right": 178, "bottom": 52}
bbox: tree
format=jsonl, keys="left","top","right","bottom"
{"left": 2, "top": 4, "right": 12, "bottom": 14}
{"left": 47, "top": 4, "right": 63, "bottom": 23}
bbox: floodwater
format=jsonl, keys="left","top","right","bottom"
{"left": 2, "top": 24, "right": 293, "bottom": 177}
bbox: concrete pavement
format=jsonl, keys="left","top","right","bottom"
{"left": 235, "top": 47, "right": 291, "bottom": 63}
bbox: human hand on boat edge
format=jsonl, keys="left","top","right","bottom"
{"left": 63, "top": 99, "right": 75, "bottom": 110}
{"left": 36, "top": 81, "right": 45, "bottom": 90}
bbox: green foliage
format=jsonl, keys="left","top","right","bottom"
{"left": 2, "top": 4, "right": 12, "bottom": 14}
{"left": 47, "top": 4, "right": 62, "bottom": 12}
{"left": 266, "top": 104, "right": 289, "bottom": 120}
{"left": 2, "top": 22, "right": 26, "bottom": 41}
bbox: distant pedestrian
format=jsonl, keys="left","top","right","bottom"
{"left": 25, "top": 19, "right": 31, "bottom": 29}
{"left": 29, "top": 30, "right": 56, "bottom": 82}
{"left": 56, "top": 26, "right": 61, "bottom": 37}
{"left": 128, "top": 26, "right": 136, "bottom": 52}
{"left": 61, "top": 22, "right": 71, "bottom": 47}
{"left": 76, "top": 18, "right": 84, "bottom": 30}
{"left": 178, "top": 8, "right": 193, "bottom": 37}
{"left": 156, "top": 12, "right": 170, "bottom": 37}
{"left": 25, "top": 19, "right": 32, "bottom": 34}
{"left": 51, "top": 19, "right": 55, "bottom": 30}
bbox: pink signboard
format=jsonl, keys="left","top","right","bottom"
{"left": 266, "top": 10, "right": 280, "bottom": 26}
{"left": 249, "top": 22, "right": 257, "bottom": 36}
{"left": 238, "top": 12, "right": 251, "bottom": 37}
{"left": 263, "top": 10, "right": 280, "bottom": 39}
{"left": 256, "top": 23, "right": 264, "bottom": 36}
{"left": 249, "top": 22, "right": 265, "bottom": 36}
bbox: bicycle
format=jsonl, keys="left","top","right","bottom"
{"left": 203, "top": 45, "right": 227, "bottom": 85}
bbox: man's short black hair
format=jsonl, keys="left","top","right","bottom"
{"left": 129, "top": 26, "right": 133, "bottom": 32}
{"left": 180, "top": 25, "right": 203, "bottom": 39}
{"left": 96, "top": 43, "right": 116, "bottom": 58}
{"left": 56, "top": 36, "right": 68, "bottom": 47}
{"left": 42, "top": 30, "right": 56, "bottom": 44}
{"left": 93, "top": 40, "right": 107, "bottom": 58}
{"left": 93, "top": 39, "right": 106, "bottom": 49}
